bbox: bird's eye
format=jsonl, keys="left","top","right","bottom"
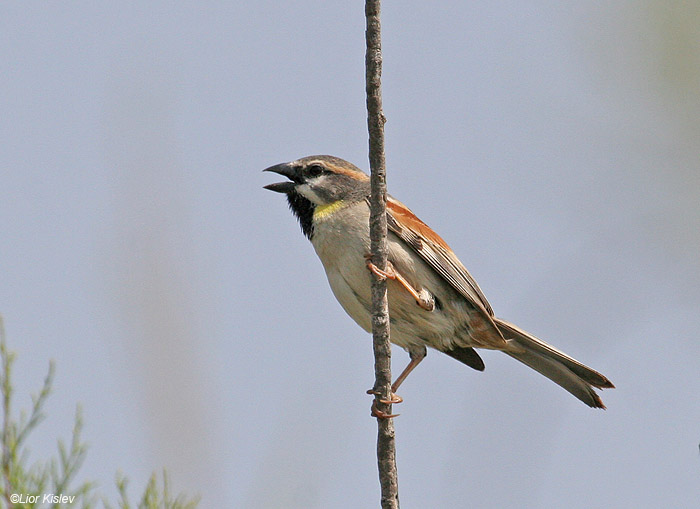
{"left": 305, "top": 164, "right": 325, "bottom": 178}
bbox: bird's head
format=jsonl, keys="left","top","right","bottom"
{"left": 263, "top": 155, "right": 370, "bottom": 239}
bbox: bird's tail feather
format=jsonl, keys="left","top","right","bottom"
{"left": 495, "top": 318, "right": 614, "bottom": 409}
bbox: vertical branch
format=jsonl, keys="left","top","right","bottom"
{"left": 365, "top": 1, "right": 399, "bottom": 508}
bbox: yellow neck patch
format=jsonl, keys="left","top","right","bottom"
{"left": 313, "top": 200, "right": 346, "bottom": 221}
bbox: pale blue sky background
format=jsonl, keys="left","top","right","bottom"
{"left": 2, "top": 2, "right": 700, "bottom": 508}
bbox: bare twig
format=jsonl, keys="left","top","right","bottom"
{"left": 365, "top": 1, "right": 399, "bottom": 507}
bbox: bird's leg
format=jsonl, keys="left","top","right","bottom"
{"left": 391, "top": 349, "right": 426, "bottom": 394}
{"left": 368, "top": 350, "right": 426, "bottom": 419}
{"left": 365, "top": 256, "right": 435, "bottom": 311}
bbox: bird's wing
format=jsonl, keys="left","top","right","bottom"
{"left": 385, "top": 196, "right": 495, "bottom": 317}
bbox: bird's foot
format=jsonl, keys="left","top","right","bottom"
{"left": 366, "top": 389, "right": 403, "bottom": 405}
{"left": 367, "top": 389, "right": 402, "bottom": 419}
{"left": 370, "top": 401, "right": 399, "bottom": 419}
{"left": 365, "top": 257, "right": 396, "bottom": 281}
{"left": 365, "top": 256, "right": 435, "bottom": 311}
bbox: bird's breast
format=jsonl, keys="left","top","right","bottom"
{"left": 311, "top": 201, "right": 374, "bottom": 332}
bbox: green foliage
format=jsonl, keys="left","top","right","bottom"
{"left": 0, "top": 316, "right": 199, "bottom": 509}
{"left": 104, "top": 472, "right": 198, "bottom": 509}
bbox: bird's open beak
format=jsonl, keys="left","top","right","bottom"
{"left": 263, "top": 162, "right": 298, "bottom": 193}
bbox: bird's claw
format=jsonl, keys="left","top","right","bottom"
{"left": 371, "top": 400, "right": 400, "bottom": 419}
{"left": 365, "top": 256, "right": 435, "bottom": 311}
{"left": 367, "top": 389, "right": 403, "bottom": 418}
{"left": 365, "top": 258, "right": 395, "bottom": 281}
{"left": 366, "top": 389, "right": 403, "bottom": 405}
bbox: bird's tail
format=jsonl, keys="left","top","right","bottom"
{"left": 495, "top": 318, "right": 614, "bottom": 408}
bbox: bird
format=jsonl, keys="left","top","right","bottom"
{"left": 264, "top": 155, "right": 614, "bottom": 413}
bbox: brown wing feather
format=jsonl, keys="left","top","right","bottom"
{"left": 386, "top": 199, "right": 451, "bottom": 249}
{"left": 386, "top": 196, "right": 494, "bottom": 316}
{"left": 385, "top": 196, "right": 506, "bottom": 349}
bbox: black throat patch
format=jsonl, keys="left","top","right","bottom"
{"left": 286, "top": 191, "right": 315, "bottom": 240}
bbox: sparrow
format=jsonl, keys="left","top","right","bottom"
{"left": 264, "top": 155, "right": 614, "bottom": 410}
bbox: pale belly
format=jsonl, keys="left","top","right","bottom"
{"left": 310, "top": 202, "right": 477, "bottom": 353}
